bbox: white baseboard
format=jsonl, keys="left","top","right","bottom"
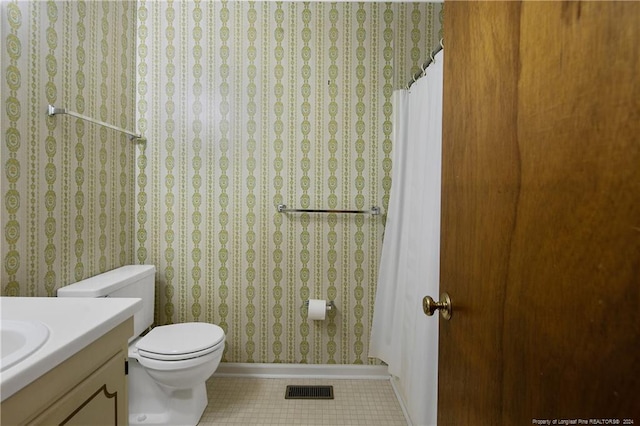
{"left": 390, "top": 375, "right": 413, "bottom": 426}
{"left": 214, "top": 362, "right": 391, "bottom": 380}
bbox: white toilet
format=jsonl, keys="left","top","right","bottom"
{"left": 57, "top": 265, "right": 225, "bottom": 426}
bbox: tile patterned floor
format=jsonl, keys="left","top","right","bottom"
{"left": 199, "top": 377, "right": 408, "bottom": 426}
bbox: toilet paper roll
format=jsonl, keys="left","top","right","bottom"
{"left": 307, "top": 299, "right": 327, "bottom": 321}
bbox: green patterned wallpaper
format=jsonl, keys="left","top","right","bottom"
{"left": 1, "top": 0, "right": 443, "bottom": 366}
{"left": 1, "top": 0, "right": 137, "bottom": 296}
{"left": 136, "top": 1, "right": 443, "bottom": 364}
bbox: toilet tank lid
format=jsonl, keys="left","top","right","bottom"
{"left": 57, "top": 265, "right": 156, "bottom": 297}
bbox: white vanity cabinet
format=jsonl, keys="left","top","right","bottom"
{"left": 1, "top": 318, "right": 132, "bottom": 425}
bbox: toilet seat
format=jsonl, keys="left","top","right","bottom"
{"left": 136, "top": 322, "right": 225, "bottom": 361}
{"left": 138, "top": 338, "right": 224, "bottom": 361}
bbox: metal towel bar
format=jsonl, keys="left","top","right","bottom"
{"left": 277, "top": 204, "right": 380, "bottom": 216}
{"left": 47, "top": 104, "right": 144, "bottom": 141}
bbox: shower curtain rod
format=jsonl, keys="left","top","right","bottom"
{"left": 47, "top": 104, "right": 144, "bottom": 141}
{"left": 406, "top": 41, "right": 443, "bottom": 90}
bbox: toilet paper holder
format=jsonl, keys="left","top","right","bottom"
{"left": 304, "top": 300, "right": 335, "bottom": 310}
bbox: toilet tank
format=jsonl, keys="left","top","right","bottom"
{"left": 57, "top": 265, "right": 156, "bottom": 338}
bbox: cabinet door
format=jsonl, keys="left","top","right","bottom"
{"left": 31, "top": 351, "right": 127, "bottom": 426}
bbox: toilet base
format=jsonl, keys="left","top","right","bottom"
{"left": 128, "top": 359, "right": 208, "bottom": 426}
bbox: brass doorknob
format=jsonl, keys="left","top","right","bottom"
{"left": 423, "top": 292, "right": 452, "bottom": 320}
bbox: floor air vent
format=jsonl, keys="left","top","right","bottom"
{"left": 285, "top": 385, "right": 334, "bottom": 400}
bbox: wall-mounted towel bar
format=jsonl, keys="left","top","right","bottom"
{"left": 47, "top": 105, "right": 144, "bottom": 141}
{"left": 277, "top": 204, "right": 380, "bottom": 216}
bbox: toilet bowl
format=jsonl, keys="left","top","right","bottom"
{"left": 126, "top": 322, "right": 225, "bottom": 425}
{"left": 57, "top": 265, "right": 226, "bottom": 426}
{"left": 132, "top": 322, "right": 225, "bottom": 389}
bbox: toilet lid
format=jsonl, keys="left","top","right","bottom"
{"left": 136, "top": 322, "right": 225, "bottom": 357}
{"left": 138, "top": 339, "right": 224, "bottom": 361}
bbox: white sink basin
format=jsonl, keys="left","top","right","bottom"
{"left": 1, "top": 319, "right": 50, "bottom": 372}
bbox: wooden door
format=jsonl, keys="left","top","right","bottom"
{"left": 438, "top": 2, "right": 640, "bottom": 424}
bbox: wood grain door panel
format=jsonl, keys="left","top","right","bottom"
{"left": 439, "top": 2, "right": 640, "bottom": 424}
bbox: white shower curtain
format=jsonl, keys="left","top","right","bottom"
{"left": 369, "top": 50, "right": 443, "bottom": 426}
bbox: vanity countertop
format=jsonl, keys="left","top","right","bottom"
{"left": 0, "top": 296, "right": 141, "bottom": 401}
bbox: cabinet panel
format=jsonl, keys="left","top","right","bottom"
{"left": 32, "top": 351, "right": 127, "bottom": 426}
{"left": 1, "top": 319, "right": 132, "bottom": 425}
